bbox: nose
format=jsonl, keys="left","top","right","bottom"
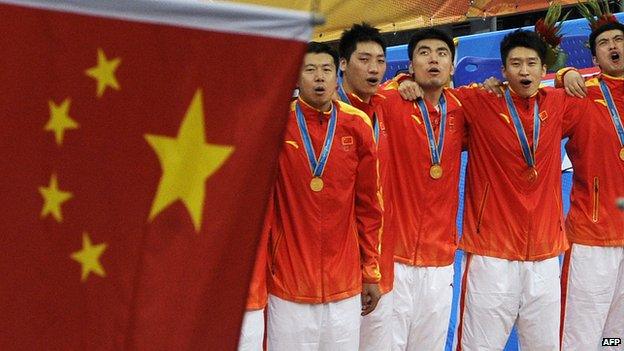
{"left": 368, "top": 61, "right": 380, "bottom": 74}
{"left": 519, "top": 64, "right": 529, "bottom": 75}
{"left": 314, "top": 70, "right": 325, "bottom": 82}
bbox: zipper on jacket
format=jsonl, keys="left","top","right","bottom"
{"left": 592, "top": 177, "right": 599, "bottom": 223}
{"left": 476, "top": 183, "right": 490, "bottom": 234}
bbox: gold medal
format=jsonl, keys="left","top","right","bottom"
{"left": 523, "top": 167, "right": 538, "bottom": 183}
{"left": 310, "top": 177, "right": 324, "bottom": 192}
{"left": 429, "top": 164, "right": 443, "bottom": 179}
{"left": 620, "top": 147, "right": 624, "bottom": 161}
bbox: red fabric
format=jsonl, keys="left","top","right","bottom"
{"left": 563, "top": 74, "right": 624, "bottom": 246}
{"left": 379, "top": 87, "right": 466, "bottom": 267}
{"left": 343, "top": 92, "right": 395, "bottom": 294}
{"left": 0, "top": 3, "right": 304, "bottom": 350}
{"left": 268, "top": 99, "right": 382, "bottom": 304}
{"left": 246, "top": 195, "right": 272, "bottom": 310}
{"left": 454, "top": 87, "right": 582, "bottom": 260}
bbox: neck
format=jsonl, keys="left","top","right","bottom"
{"left": 603, "top": 70, "right": 624, "bottom": 79}
{"left": 301, "top": 97, "right": 332, "bottom": 112}
{"left": 423, "top": 87, "right": 444, "bottom": 106}
{"left": 342, "top": 75, "right": 372, "bottom": 103}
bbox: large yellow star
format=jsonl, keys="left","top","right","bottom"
{"left": 145, "top": 89, "right": 234, "bottom": 232}
{"left": 45, "top": 98, "right": 79, "bottom": 146}
{"left": 39, "top": 174, "right": 73, "bottom": 222}
{"left": 70, "top": 233, "right": 107, "bottom": 282}
{"left": 85, "top": 48, "right": 121, "bottom": 98}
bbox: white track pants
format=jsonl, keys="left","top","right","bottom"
{"left": 561, "top": 244, "right": 624, "bottom": 351}
{"left": 360, "top": 291, "right": 393, "bottom": 351}
{"left": 267, "top": 294, "right": 361, "bottom": 351}
{"left": 456, "top": 254, "right": 560, "bottom": 351}
{"left": 237, "top": 309, "right": 264, "bottom": 351}
{"left": 392, "top": 262, "right": 454, "bottom": 351}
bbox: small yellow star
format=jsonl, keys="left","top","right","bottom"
{"left": 145, "top": 89, "right": 235, "bottom": 232}
{"left": 70, "top": 233, "right": 107, "bottom": 282}
{"left": 39, "top": 174, "right": 73, "bottom": 222}
{"left": 85, "top": 48, "right": 121, "bottom": 98}
{"left": 45, "top": 98, "right": 79, "bottom": 146}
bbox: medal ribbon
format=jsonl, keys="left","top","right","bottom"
{"left": 295, "top": 101, "right": 337, "bottom": 178}
{"left": 504, "top": 89, "right": 540, "bottom": 168}
{"left": 599, "top": 79, "right": 624, "bottom": 148}
{"left": 415, "top": 94, "right": 448, "bottom": 166}
{"left": 337, "top": 76, "right": 379, "bottom": 143}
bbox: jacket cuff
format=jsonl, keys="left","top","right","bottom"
{"left": 554, "top": 67, "right": 578, "bottom": 88}
{"left": 362, "top": 263, "right": 381, "bottom": 283}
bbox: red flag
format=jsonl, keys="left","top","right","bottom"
{"left": 0, "top": 0, "right": 310, "bottom": 349}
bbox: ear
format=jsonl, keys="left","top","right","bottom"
{"left": 449, "top": 63, "right": 455, "bottom": 76}
{"left": 592, "top": 55, "right": 599, "bottom": 67}
{"left": 501, "top": 65, "right": 507, "bottom": 80}
{"left": 339, "top": 57, "right": 347, "bottom": 73}
{"left": 408, "top": 61, "right": 414, "bottom": 75}
{"left": 541, "top": 64, "right": 547, "bottom": 78}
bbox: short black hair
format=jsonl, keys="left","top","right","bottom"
{"left": 408, "top": 28, "right": 455, "bottom": 61}
{"left": 589, "top": 21, "right": 624, "bottom": 56}
{"left": 500, "top": 30, "right": 547, "bottom": 66}
{"left": 338, "top": 23, "right": 386, "bottom": 61}
{"left": 306, "top": 41, "right": 339, "bottom": 70}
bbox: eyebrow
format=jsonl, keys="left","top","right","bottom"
{"left": 356, "top": 52, "right": 385, "bottom": 58}
{"left": 304, "top": 63, "right": 333, "bottom": 68}
{"left": 600, "top": 35, "right": 624, "bottom": 41}
{"left": 508, "top": 57, "right": 538, "bottom": 61}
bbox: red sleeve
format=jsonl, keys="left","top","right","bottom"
{"left": 561, "top": 90, "right": 589, "bottom": 138}
{"left": 245, "top": 188, "right": 273, "bottom": 310}
{"left": 449, "top": 85, "right": 483, "bottom": 124}
{"left": 354, "top": 117, "right": 382, "bottom": 284}
{"left": 554, "top": 67, "right": 578, "bottom": 88}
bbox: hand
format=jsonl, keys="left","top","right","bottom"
{"left": 398, "top": 79, "right": 424, "bottom": 101}
{"left": 563, "top": 70, "right": 587, "bottom": 98}
{"left": 361, "top": 283, "right": 381, "bottom": 316}
{"left": 482, "top": 76, "right": 505, "bottom": 97}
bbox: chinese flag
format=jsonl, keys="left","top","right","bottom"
{"left": 0, "top": 0, "right": 310, "bottom": 349}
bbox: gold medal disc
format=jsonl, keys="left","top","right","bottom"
{"left": 524, "top": 167, "right": 538, "bottom": 183}
{"left": 620, "top": 147, "right": 624, "bottom": 161}
{"left": 429, "top": 165, "right": 443, "bottom": 179}
{"left": 310, "top": 177, "right": 324, "bottom": 192}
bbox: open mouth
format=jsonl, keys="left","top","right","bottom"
{"left": 428, "top": 67, "right": 441, "bottom": 74}
{"left": 366, "top": 77, "right": 380, "bottom": 85}
{"left": 313, "top": 86, "right": 326, "bottom": 94}
{"left": 520, "top": 79, "right": 532, "bottom": 88}
{"left": 611, "top": 52, "right": 621, "bottom": 62}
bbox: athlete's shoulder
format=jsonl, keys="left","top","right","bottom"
{"left": 336, "top": 100, "right": 372, "bottom": 128}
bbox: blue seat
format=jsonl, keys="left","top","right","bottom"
{"left": 384, "top": 59, "right": 410, "bottom": 81}
{"left": 453, "top": 56, "right": 503, "bottom": 87}
{"left": 560, "top": 34, "right": 593, "bottom": 69}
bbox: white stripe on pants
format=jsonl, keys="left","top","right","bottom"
{"left": 267, "top": 294, "right": 361, "bottom": 351}
{"left": 360, "top": 291, "right": 393, "bottom": 351}
{"left": 457, "top": 254, "right": 561, "bottom": 351}
{"left": 237, "top": 309, "right": 264, "bottom": 351}
{"left": 392, "top": 262, "right": 454, "bottom": 351}
{"left": 562, "top": 244, "right": 624, "bottom": 351}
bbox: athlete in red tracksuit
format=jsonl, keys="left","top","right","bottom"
{"left": 555, "top": 20, "right": 624, "bottom": 350}
{"left": 336, "top": 23, "right": 394, "bottom": 351}
{"left": 266, "top": 42, "right": 383, "bottom": 351}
